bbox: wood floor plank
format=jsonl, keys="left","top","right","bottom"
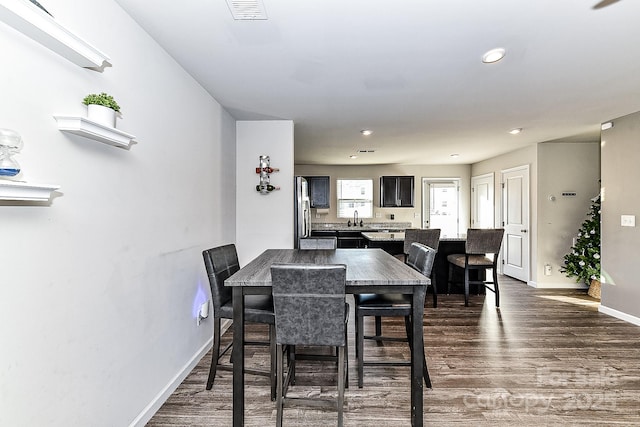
{"left": 147, "top": 276, "right": 640, "bottom": 426}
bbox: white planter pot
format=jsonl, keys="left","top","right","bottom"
{"left": 87, "top": 104, "right": 116, "bottom": 128}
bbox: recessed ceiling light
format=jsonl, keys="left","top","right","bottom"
{"left": 361, "top": 129, "right": 373, "bottom": 136}
{"left": 601, "top": 122, "right": 613, "bottom": 130}
{"left": 450, "top": 154, "right": 459, "bottom": 158}
{"left": 349, "top": 155, "right": 358, "bottom": 159}
{"left": 482, "top": 48, "right": 506, "bottom": 64}
{"left": 509, "top": 128, "right": 522, "bottom": 135}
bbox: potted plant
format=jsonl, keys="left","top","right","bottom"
{"left": 561, "top": 194, "right": 601, "bottom": 299}
{"left": 83, "top": 92, "right": 121, "bottom": 128}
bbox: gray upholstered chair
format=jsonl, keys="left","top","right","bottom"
{"left": 299, "top": 236, "right": 338, "bottom": 250}
{"left": 446, "top": 228, "right": 505, "bottom": 307}
{"left": 271, "top": 263, "right": 349, "bottom": 427}
{"left": 394, "top": 228, "right": 441, "bottom": 307}
{"left": 202, "top": 244, "right": 276, "bottom": 399}
{"left": 395, "top": 229, "right": 441, "bottom": 263}
{"left": 354, "top": 243, "right": 436, "bottom": 388}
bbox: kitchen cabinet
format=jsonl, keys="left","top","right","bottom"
{"left": 305, "top": 176, "right": 330, "bottom": 208}
{"left": 310, "top": 230, "right": 337, "bottom": 238}
{"left": 311, "top": 229, "right": 363, "bottom": 248}
{"left": 336, "top": 230, "right": 364, "bottom": 248}
{"left": 380, "top": 176, "right": 414, "bottom": 207}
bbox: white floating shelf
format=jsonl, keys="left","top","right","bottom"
{"left": 0, "top": 0, "right": 111, "bottom": 70}
{"left": 54, "top": 116, "right": 136, "bottom": 148}
{"left": 0, "top": 180, "right": 60, "bottom": 201}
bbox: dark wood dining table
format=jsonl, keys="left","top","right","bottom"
{"left": 225, "top": 248, "right": 430, "bottom": 426}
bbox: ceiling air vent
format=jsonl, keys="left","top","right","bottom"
{"left": 225, "top": 0, "right": 268, "bottom": 20}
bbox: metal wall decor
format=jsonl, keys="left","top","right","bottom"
{"left": 255, "top": 155, "right": 280, "bottom": 194}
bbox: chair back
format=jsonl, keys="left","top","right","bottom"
{"left": 299, "top": 237, "right": 338, "bottom": 250}
{"left": 202, "top": 244, "right": 240, "bottom": 313}
{"left": 406, "top": 242, "right": 437, "bottom": 278}
{"left": 271, "top": 264, "right": 346, "bottom": 347}
{"left": 403, "top": 229, "right": 441, "bottom": 255}
{"left": 465, "top": 228, "right": 505, "bottom": 255}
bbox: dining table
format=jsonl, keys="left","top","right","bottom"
{"left": 225, "top": 248, "right": 430, "bottom": 426}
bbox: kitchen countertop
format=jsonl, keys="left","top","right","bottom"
{"left": 361, "top": 231, "right": 405, "bottom": 241}
{"left": 311, "top": 222, "right": 412, "bottom": 232}
{"left": 362, "top": 232, "right": 468, "bottom": 242}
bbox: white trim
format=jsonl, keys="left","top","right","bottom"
{"left": 527, "top": 280, "right": 588, "bottom": 289}
{"left": 54, "top": 116, "right": 137, "bottom": 148}
{"left": 0, "top": 180, "right": 60, "bottom": 201}
{"left": 129, "top": 337, "right": 213, "bottom": 427}
{"left": 599, "top": 305, "right": 640, "bottom": 327}
{"left": 0, "top": 0, "right": 111, "bottom": 69}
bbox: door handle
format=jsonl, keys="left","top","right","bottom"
{"left": 521, "top": 229, "right": 528, "bottom": 233}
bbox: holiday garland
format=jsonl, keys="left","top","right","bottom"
{"left": 561, "top": 195, "right": 601, "bottom": 284}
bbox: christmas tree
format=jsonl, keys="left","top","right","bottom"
{"left": 561, "top": 195, "right": 601, "bottom": 284}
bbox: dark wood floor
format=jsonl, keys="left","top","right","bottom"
{"left": 147, "top": 276, "right": 640, "bottom": 426}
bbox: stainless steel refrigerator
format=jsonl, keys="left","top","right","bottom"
{"left": 294, "top": 176, "right": 311, "bottom": 248}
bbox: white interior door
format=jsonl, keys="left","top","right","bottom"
{"left": 471, "top": 173, "right": 494, "bottom": 228}
{"left": 501, "top": 165, "right": 530, "bottom": 281}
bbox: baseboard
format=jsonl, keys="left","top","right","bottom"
{"left": 527, "top": 280, "right": 588, "bottom": 289}
{"left": 599, "top": 305, "right": 640, "bottom": 326}
{"left": 129, "top": 336, "right": 213, "bottom": 427}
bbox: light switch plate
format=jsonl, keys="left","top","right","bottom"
{"left": 621, "top": 214, "right": 636, "bottom": 227}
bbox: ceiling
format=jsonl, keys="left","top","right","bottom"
{"left": 115, "top": 0, "right": 640, "bottom": 165}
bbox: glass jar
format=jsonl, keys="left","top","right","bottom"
{"left": 0, "top": 128, "right": 23, "bottom": 177}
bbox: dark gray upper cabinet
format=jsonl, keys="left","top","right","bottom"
{"left": 380, "top": 176, "right": 414, "bottom": 207}
{"left": 305, "top": 176, "right": 330, "bottom": 208}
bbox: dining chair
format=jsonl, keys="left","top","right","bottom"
{"left": 299, "top": 236, "right": 338, "bottom": 250}
{"left": 393, "top": 228, "right": 441, "bottom": 308}
{"left": 395, "top": 229, "right": 441, "bottom": 263}
{"left": 202, "top": 244, "right": 276, "bottom": 400}
{"left": 271, "top": 263, "right": 349, "bottom": 427}
{"left": 446, "top": 228, "right": 505, "bottom": 307}
{"left": 354, "top": 242, "right": 436, "bottom": 389}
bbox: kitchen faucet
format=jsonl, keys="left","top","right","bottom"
{"left": 354, "top": 210, "right": 358, "bottom": 227}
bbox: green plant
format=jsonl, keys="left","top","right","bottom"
{"left": 82, "top": 92, "right": 121, "bottom": 113}
{"left": 561, "top": 195, "right": 601, "bottom": 284}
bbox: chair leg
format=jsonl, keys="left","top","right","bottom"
{"left": 447, "top": 263, "right": 453, "bottom": 294}
{"left": 375, "top": 316, "right": 382, "bottom": 337}
{"left": 206, "top": 317, "right": 222, "bottom": 390}
{"left": 337, "top": 346, "right": 345, "bottom": 427}
{"left": 357, "top": 310, "right": 364, "bottom": 388}
{"left": 269, "top": 325, "right": 277, "bottom": 401}
{"left": 464, "top": 266, "right": 470, "bottom": 307}
{"left": 289, "top": 346, "right": 296, "bottom": 385}
{"left": 404, "top": 316, "right": 432, "bottom": 388}
{"left": 276, "top": 343, "right": 284, "bottom": 427}
{"left": 493, "top": 268, "right": 500, "bottom": 307}
{"left": 431, "top": 272, "right": 438, "bottom": 308}
{"left": 344, "top": 326, "right": 349, "bottom": 389}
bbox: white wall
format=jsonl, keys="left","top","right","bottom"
{"left": 536, "top": 142, "right": 600, "bottom": 288}
{"left": 0, "top": 1, "right": 235, "bottom": 425}
{"left": 236, "top": 121, "right": 294, "bottom": 265}
{"left": 471, "top": 142, "right": 600, "bottom": 288}
{"left": 600, "top": 111, "right": 640, "bottom": 323}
